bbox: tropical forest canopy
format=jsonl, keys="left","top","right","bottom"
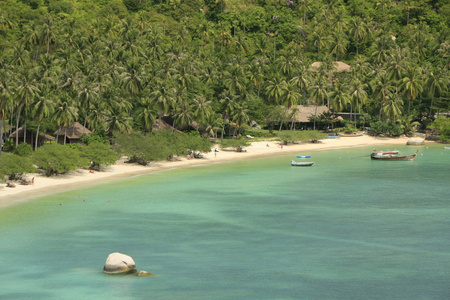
{"left": 0, "top": 0, "right": 449, "bottom": 147}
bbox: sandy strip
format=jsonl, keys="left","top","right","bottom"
{"left": 0, "top": 135, "right": 424, "bottom": 209}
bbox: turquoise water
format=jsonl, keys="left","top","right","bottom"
{"left": 0, "top": 145, "right": 449, "bottom": 299}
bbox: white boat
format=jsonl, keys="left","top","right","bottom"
{"left": 291, "top": 160, "right": 314, "bottom": 166}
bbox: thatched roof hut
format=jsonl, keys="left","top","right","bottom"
{"left": 310, "top": 61, "right": 352, "bottom": 72}
{"left": 152, "top": 119, "right": 182, "bottom": 133}
{"left": 291, "top": 105, "right": 330, "bottom": 122}
{"left": 54, "top": 122, "right": 91, "bottom": 144}
{"left": 9, "top": 127, "right": 55, "bottom": 147}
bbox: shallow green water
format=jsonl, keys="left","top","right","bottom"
{"left": 0, "top": 145, "right": 449, "bottom": 299}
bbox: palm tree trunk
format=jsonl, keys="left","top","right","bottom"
{"left": 35, "top": 122, "right": 41, "bottom": 151}
{"left": 56, "top": 126, "right": 61, "bottom": 144}
{"left": 15, "top": 106, "right": 23, "bottom": 147}
{"left": 313, "top": 105, "right": 318, "bottom": 130}
{"left": 23, "top": 121, "right": 27, "bottom": 144}
{"left": 0, "top": 117, "right": 4, "bottom": 156}
{"left": 64, "top": 128, "right": 67, "bottom": 145}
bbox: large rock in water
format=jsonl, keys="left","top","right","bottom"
{"left": 407, "top": 138, "right": 425, "bottom": 145}
{"left": 103, "top": 252, "right": 137, "bottom": 275}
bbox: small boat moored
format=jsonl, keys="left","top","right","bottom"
{"left": 337, "top": 131, "right": 365, "bottom": 137}
{"left": 370, "top": 150, "right": 418, "bottom": 161}
{"left": 372, "top": 150, "right": 399, "bottom": 155}
{"left": 291, "top": 160, "right": 314, "bottom": 166}
{"left": 297, "top": 155, "right": 311, "bottom": 158}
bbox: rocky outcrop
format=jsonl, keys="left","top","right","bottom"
{"left": 407, "top": 138, "right": 425, "bottom": 145}
{"left": 136, "top": 270, "right": 154, "bottom": 277}
{"left": 103, "top": 252, "right": 137, "bottom": 275}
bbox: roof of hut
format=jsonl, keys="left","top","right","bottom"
{"left": 152, "top": 119, "right": 182, "bottom": 133}
{"left": 310, "top": 61, "right": 352, "bottom": 72}
{"left": 291, "top": 105, "right": 330, "bottom": 122}
{"left": 9, "top": 127, "right": 55, "bottom": 140}
{"left": 54, "top": 122, "right": 91, "bottom": 138}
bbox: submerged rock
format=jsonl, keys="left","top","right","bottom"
{"left": 407, "top": 138, "right": 425, "bottom": 145}
{"left": 103, "top": 252, "right": 137, "bottom": 275}
{"left": 136, "top": 270, "right": 154, "bottom": 277}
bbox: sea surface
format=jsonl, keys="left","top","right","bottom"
{"left": 0, "top": 145, "right": 449, "bottom": 300}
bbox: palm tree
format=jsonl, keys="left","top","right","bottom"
{"left": 231, "top": 103, "right": 249, "bottom": 137}
{"left": 149, "top": 79, "right": 176, "bottom": 129}
{"left": 21, "top": 22, "right": 41, "bottom": 60}
{"left": 349, "top": 78, "right": 368, "bottom": 126}
{"left": 120, "top": 59, "right": 146, "bottom": 95}
{"left": 204, "top": 113, "right": 223, "bottom": 138}
{"left": 330, "top": 32, "right": 348, "bottom": 61}
{"left": 426, "top": 69, "right": 447, "bottom": 117}
{"left": 0, "top": 13, "right": 15, "bottom": 52}
{"left": 135, "top": 97, "right": 156, "bottom": 133}
{"left": 15, "top": 68, "right": 40, "bottom": 147}
{"left": 399, "top": 66, "right": 423, "bottom": 115}
{"left": 104, "top": 102, "right": 132, "bottom": 135}
{"left": 280, "top": 82, "right": 301, "bottom": 130}
{"left": 192, "top": 95, "right": 212, "bottom": 132}
{"left": 309, "top": 76, "right": 328, "bottom": 130}
{"left": 372, "top": 72, "right": 396, "bottom": 118}
{"left": 53, "top": 94, "right": 78, "bottom": 145}
{"left": 174, "top": 99, "right": 194, "bottom": 130}
{"left": 78, "top": 81, "right": 100, "bottom": 133}
{"left": 329, "top": 81, "right": 351, "bottom": 113}
{"left": 41, "top": 15, "right": 56, "bottom": 54}
{"left": 382, "top": 94, "right": 403, "bottom": 121}
{"left": 32, "top": 90, "right": 55, "bottom": 150}
{"left": 265, "top": 77, "right": 288, "bottom": 105}
{"left": 349, "top": 17, "right": 370, "bottom": 56}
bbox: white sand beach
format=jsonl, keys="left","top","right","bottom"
{"left": 0, "top": 135, "right": 425, "bottom": 209}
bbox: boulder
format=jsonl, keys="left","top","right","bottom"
{"left": 136, "top": 270, "right": 154, "bottom": 277}
{"left": 103, "top": 252, "right": 137, "bottom": 275}
{"left": 407, "top": 138, "right": 425, "bottom": 145}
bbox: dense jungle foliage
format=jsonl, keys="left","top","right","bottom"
{"left": 0, "top": 0, "right": 449, "bottom": 160}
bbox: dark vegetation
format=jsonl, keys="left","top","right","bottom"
{"left": 0, "top": 0, "right": 449, "bottom": 180}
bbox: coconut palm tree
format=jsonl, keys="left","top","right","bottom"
{"left": 265, "top": 77, "right": 288, "bottom": 106}
{"left": 349, "top": 17, "right": 370, "bottom": 56}
{"left": 32, "top": 89, "right": 55, "bottom": 150}
{"left": 280, "top": 82, "right": 301, "bottom": 130}
{"left": 149, "top": 79, "right": 176, "bottom": 129}
{"left": 174, "top": 99, "right": 194, "bottom": 130}
{"left": 15, "top": 68, "right": 40, "bottom": 146}
{"left": 231, "top": 103, "right": 249, "bottom": 137}
{"left": 399, "top": 66, "right": 423, "bottom": 115}
{"left": 329, "top": 81, "right": 351, "bottom": 113}
{"left": 53, "top": 94, "right": 78, "bottom": 145}
{"left": 135, "top": 97, "right": 156, "bottom": 133}
{"left": 382, "top": 94, "right": 403, "bottom": 121}
{"left": 309, "top": 76, "right": 328, "bottom": 130}
{"left": 426, "top": 68, "right": 447, "bottom": 118}
{"left": 192, "top": 95, "right": 212, "bottom": 132}
{"left": 0, "top": 12, "right": 15, "bottom": 52}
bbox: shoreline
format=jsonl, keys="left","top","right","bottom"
{"left": 0, "top": 136, "right": 426, "bottom": 210}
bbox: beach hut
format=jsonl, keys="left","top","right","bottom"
{"left": 9, "top": 127, "right": 55, "bottom": 148}
{"left": 310, "top": 61, "right": 352, "bottom": 72}
{"left": 54, "top": 122, "right": 91, "bottom": 144}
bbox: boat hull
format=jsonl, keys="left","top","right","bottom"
{"left": 370, "top": 150, "right": 418, "bottom": 161}
{"left": 291, "top": 160, "right": 314, "bottom": 166}
{"left": 337, "top": 132, "right": 365, "bottom": 137}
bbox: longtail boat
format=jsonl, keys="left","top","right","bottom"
{"left": 291, "top": 160, "right": 314, "bottom": 166}
{"left": 372, "top": 150, "right": 399, "bottom": 155}
{"left": 370, "top": 150, "right": 418, "bottom": 161}
{"left": 337, "top": 131, "right": 365, "bottom": 137}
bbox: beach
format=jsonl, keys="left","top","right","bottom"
{"left": 0, "top": 135, "right": 420, "bottom": 209}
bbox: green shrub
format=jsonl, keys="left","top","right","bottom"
{"left": 0, "top": 153, "right": 36, "bottom": 181}
{"left": 14, "top": 143, "right": 33, "bottom": 157}
{"left": 33, "top": 144, "right": 89, "bottom": 176}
